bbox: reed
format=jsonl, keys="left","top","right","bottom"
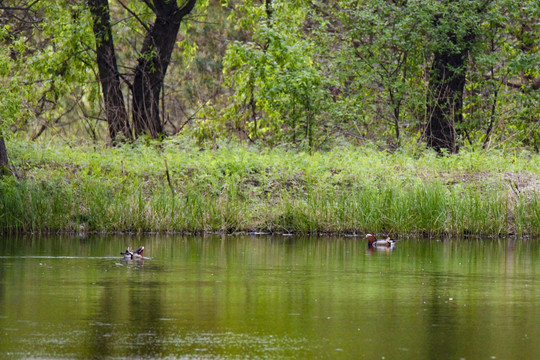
{"left": 1, "top": 138, "right": 540, "bottom": 236}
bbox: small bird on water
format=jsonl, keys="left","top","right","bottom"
{"left": 121, "top": 246, "right": 144, "bottom": 259}
{"left": 365, "top": 234, "right": 397, "bottom": 247}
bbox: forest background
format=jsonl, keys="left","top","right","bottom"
{"left": 0, "top": 0, "right": 539, "bottom": 236}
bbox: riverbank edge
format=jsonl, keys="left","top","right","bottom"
{"left": 1, "top": 139, "right": 540, "bottom": 236}
{"left": 9, "top": 230, "right": 539, "bottom": 241}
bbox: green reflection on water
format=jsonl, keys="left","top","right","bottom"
{"left": 0, "top": 235, "right": 539, "bottom": 359}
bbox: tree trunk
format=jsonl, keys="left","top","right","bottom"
{"left": 425, "top": 47, "right": 467, "bottom": 153}
{"left": 132, "top": 0, "right": 197, "bottom": 138}
{"left": 424, "top": 1, "right": 479, "bottom": 154}
{"left": 0, "top": 136, "right": 10, "bottom": 176}
{"left": 88, "top": 0, "right": 131, "bottom": 143}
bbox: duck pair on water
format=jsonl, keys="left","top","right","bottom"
{"left": 365, "top": 234, "right": 397, "bottom": 248}
{"left": 120, "top": 237, "right": 392, "bottom": 257}
{"left": 121, "top": 246, "right": 144, "bottom": 259}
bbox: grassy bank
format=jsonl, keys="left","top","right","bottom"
{"left": 1, "top": 138, "right": 540, "bottom": 236}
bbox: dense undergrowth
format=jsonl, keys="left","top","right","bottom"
{"left": 1, "top": 138, "right": 540, "bottom": 236}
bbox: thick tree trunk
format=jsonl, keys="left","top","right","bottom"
{"left": 424, "top": 0, "right": 480, "bottom": 154}
{"left": 132, "top": 0, "right": 197, "bottom": 138}
{"left": 88, "top": 0, "right": 131, "bottom": 143}
{"left": 0, "top": 136, "right": 10, "bottom": 176}
{"left": 425, "top": 48, "right": 467, "bottom": 153}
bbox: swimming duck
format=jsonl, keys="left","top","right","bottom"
{"left": 120, "top": 246, "right": 144, "bottom": 259}
{"left": 365, "top": 234, "right": 397, "bottom": 247}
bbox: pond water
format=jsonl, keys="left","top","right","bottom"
{"left": 0, "top": 234, "right": 539, "bottom": 359}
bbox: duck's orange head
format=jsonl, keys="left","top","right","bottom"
{"left": 365, "top": 234, "right": 376, "bottom": 244}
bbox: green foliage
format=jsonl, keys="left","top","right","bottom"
{"left": 1, "top": 0, "right": 99, "bottom": 138}
{"left": 315, "top": 0, "right": 433, "bottom": 146}
{"left": 0, "top": 0, "right": 538, "bottom": 150}
{"left": 456, "top": 0, "right": 540, "bottom": 149}
{"left": 0, "top": 24, "right": 30, "bottom": 130}
{"left": 220, "top": 0, "right": 328, "bottom": 150}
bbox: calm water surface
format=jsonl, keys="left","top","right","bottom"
{"left": 0, "top": 234, "right": 539, "bottom": 359}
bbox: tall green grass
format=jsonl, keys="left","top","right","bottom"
{"left": 1, "top": 138, "right": 540, "bottom": 236}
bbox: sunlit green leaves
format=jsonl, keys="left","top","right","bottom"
{"left": 1, "top": 0, "right": 99, "bottom": 135}
{"left": 222, "top": 0, "right": 326, "bottom": 150}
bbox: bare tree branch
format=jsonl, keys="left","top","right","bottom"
{"left": 116, "top": 0, "right": 151, "bottom": 32}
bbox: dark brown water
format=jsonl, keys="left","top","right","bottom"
{"left": 0, "top": 234, "right": 539, "bottom": 359}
